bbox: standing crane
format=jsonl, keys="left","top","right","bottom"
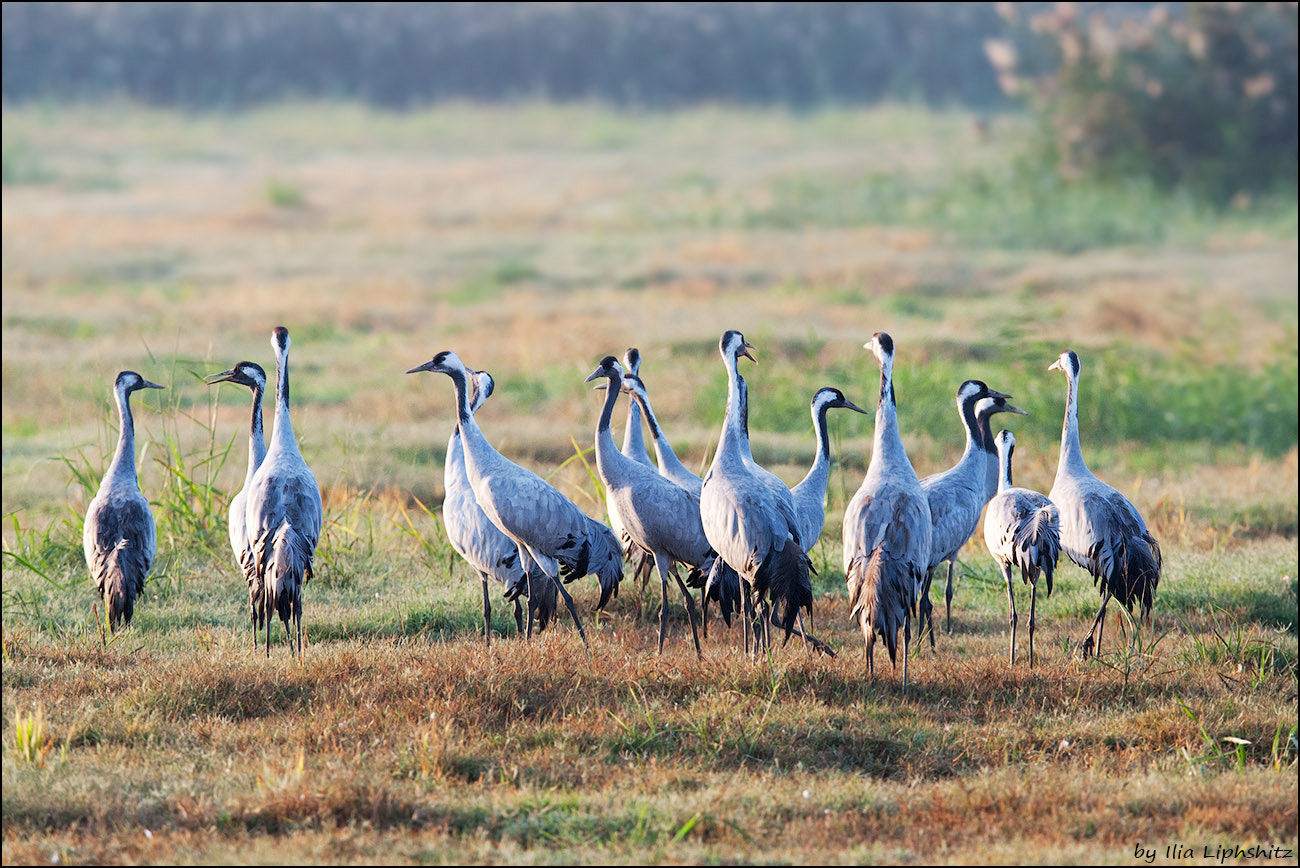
{"left": 842, "top": 333, "right": 932, "bottom": 694}
{"left": 984, "top": 429, "right": 1060, "bottom": 667}
{"left": 698, "top": 330, "right": 813, "bottom": 654}
{"left": 407, "top": 350, "right": 622, "bottom": 651}
{"left": 83, "top": 371, "right": 165, "bottom": 632}
{"left": 442, "top": 369, "right": 557, "bottom": 645}
{"left": 204, "top": 361, "right": 268, "bottom": 646}
{"left": 915, "top": 379, "right": 1015, "bottom": 647}
{"left": 243, "top": 327, "right": 323, "bottom": 657}
{"left": 937, "top": 394, "right": 1027, "bottom": 635}
{"left": 614, "top": 348, "right": 656, "bottom": 615}
{"left": 586, "top": 355, "right": 714, "bottom": 656}
{"left": 1047, "top": 349, "right": 1161, "bottom": 657}
{"left": 789, "top": 387, "right": 869, "bottom": 554}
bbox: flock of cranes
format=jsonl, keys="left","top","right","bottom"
{"left": 83, "top": 327, "right": 1163, "bottom": 686}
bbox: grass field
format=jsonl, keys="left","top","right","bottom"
{"left": 2, "top": 103, "right": 1297, "bottom": 864}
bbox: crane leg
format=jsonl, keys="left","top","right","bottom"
{"left": 1081, "top": 590, "right": 1111, "bottom": 658}
{"left": 264, "top": 586, "right": 272, "bottom": 658}
{"left": 524, "top": 570, "right": 534, "bottom": 641}
{"left": 775, "top": 610, "right": 835, "bottom": 657}
{"left": 671, "top": 569, "right": 703, "bottom": 659}
{"left": 944, "top": 561, "right": 955, "bottom": 636}
{"left": 1003, "top": 563, "right": 1017, "bottom": 668}
{"left": 295, "top": 594, "right": 303, "bottom": 659}
{"left": 549, "top": 573, "right": 591, "bottom": 657}
{"left": 656, "top": 560, "right": 670, "bottom": 655}
{"left": 761, "top": 598, "right": 772, "bottom": 653}
{"left": 513, "top": 598, "right": 525, "bottom": 635}
{"left": 741, "top": 587, "right": 753, "bottom": 656}
{"left": 1028, "top": 577, "right": 1039, "bottom": 668}
{"left": 480, "top": 576, "right": 492, "bottom": 648}
{"left": 918, "top": 566, "right": 935, "bottom": 651}
{"left": 902, "top": 610, "right": 911, "bottom": 698}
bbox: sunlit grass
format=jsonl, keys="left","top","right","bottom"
{"left": 2, "top": 102, "right": 1296, "bottom": 863}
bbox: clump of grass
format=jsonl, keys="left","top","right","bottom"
{"left": 12, "top": 704, "right": 53, "bottom": 766}
{"left": 264, "top": 177, "right": 307, "bottom": 209}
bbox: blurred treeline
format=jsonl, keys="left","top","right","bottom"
{"left": 2, "top": 2, "right": 1295, "bottom": 201}
{"left": 1, "top": 1, "right": 1102, "bottom": 108}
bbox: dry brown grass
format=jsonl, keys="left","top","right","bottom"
{"left": 3, "top": 103, "right": 1296, "bottom": 863}
{"left": 3, "top": 594, "right": 1297, "bottom": 864}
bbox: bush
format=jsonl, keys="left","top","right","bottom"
{"left": 989, "top": 2, "right": 1298, "bottom": 203}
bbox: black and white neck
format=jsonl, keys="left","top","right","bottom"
{"left": 624, "top": 374, "right": 695, "bottom": 482}
{"left": 106, "top": 375, "right": 140, "bottom": 488}
{"left": 104, "top": 371, "right": 163, "bottom": 490}
{"left": 1049, "top": 349, "right": 1089, "bottom": 475}
{"left": 865, "top": 333, "right": 907, "bottom": 468}
{"left": 620, "top": 348, "right": 652, "bottom": 467}
{"left": 269, "top": 327, "right": 299, "bottom": 452}
{"left": 995, "top": 429, "right": 1016, "bottom": 492}
{"left": 716, "top": 330, "right": 756, "bottom": 462}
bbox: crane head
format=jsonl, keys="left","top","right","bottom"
{"left": 204, "top": 361, "right": 266, "bottom": 391}
{"left": 720, "top": 330, "right": 757, "bottom": 365}
{"left": 812, "top": 386, "right": 868, "bottom": 415}
{"left": 115, "top": 371, "right": 166, "bottom": 393}
{"left": 1048, "top": 349, "right": 1080, "bottom": 376}
{"left": 585, "top": 356, "right": 623, "bottom": 388}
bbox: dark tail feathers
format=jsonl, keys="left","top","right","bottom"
{"left": 759, "top": 542, "right": 813, "bottom": 645}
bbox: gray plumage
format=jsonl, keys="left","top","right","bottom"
{"left": 1047, "top": 349, "right": 1161, "bottom": 658}
{"left": 204, "top": 361, "right": 268, "bottom": 645}
{"left": 83, "top": 371, "right": 164, "bottom": 631}
{"left": 588, "top": 356, "right": 711, "bottom": 656}
{"left": 698, "top": 330, "right": 813, "bottom": 653}
{"left": 442, "top": 370, "right": 557, "bottom": 645}
{"left": 244, "top": 327, "right": 323, "bottom": 657}
{"left": 789, "top": 387, "right": 868, "bottom": 554}
{"left": 407, "top": 350, "right": 622, "bottom": 652}
{"left": 984, "top": 429, "right": 1060, "bottom": 667}
{"left": 843, "top": 333, "right": 932, "bottom": 694}
{"left": 915, "top": 380, "right": 1017, "bottom": 646}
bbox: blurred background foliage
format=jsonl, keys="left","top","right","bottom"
{"left": 991, "top": 2, "right": 1297, "bottom": 202}
{"left": 3, "top": 2, "right": 1295, "bottom": 206}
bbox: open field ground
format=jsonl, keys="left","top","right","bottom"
{"left": 3, "top": 104, "right": 1297, "bottom": 864}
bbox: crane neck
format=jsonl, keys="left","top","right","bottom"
{"left": 594, "top": 372, "right": 622, "bottom": 470}
{"left": 1057, "top": 370, "right": 1088, "bottom": 475}
{"left": 814, "top": 401, "right": 832, "bottom": 462}
{"left": 997, "top": 441, "right": 1015, "bottom": 492}
{"left": 105, "top": 382, "right": 140, "bottom": 489}
{"left": 632, "top": 388, "right": 691, "bottom": 479}
{"left": 955, "top": 393, "right": 982, "bottom": 466}
{"left": 718, "top": 354, "right": 752, "bottom": 461}
{"left": 450, "top": 367, "right": 497, "bottom": 477}
{"left": 976, "top": 404, "right": 996, "bottom": 454}
{"left": 247, "top": 383, "right": 267, "bottom": 475}
{"left": 871, "top": 360, "right": 907, "bottom": 468}
{"left": 270, "top": 345, "right": 297, "bottom": 450}
{"left": 621, "top": 394, "right": 648, "bottom": 462}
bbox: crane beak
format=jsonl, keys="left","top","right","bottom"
{"left": 840, "top": 398, "right": 869, "bottom": 415}
{"left": 1003, "top": 403, "right": 1028, "bottom": 416}
{"left": 986, "top": 388, "right": 1013, "bottom": 400}
{"left": 203, "top": 368, "right": 237, "bottom": 385}
{"left": 740, "top": 341, "right": 757, "bottom": 364}
{"left": 584, "top": 368, "right": 609, "bottom": 385}
{"left": 406, "top": 360, "right": 437, "bottom": 374}
{"left": 1047, "top": 358, "right": 1062, "bottom": 373}
{"left": 142, "top": 379, "right": 166, "bottom": 390}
